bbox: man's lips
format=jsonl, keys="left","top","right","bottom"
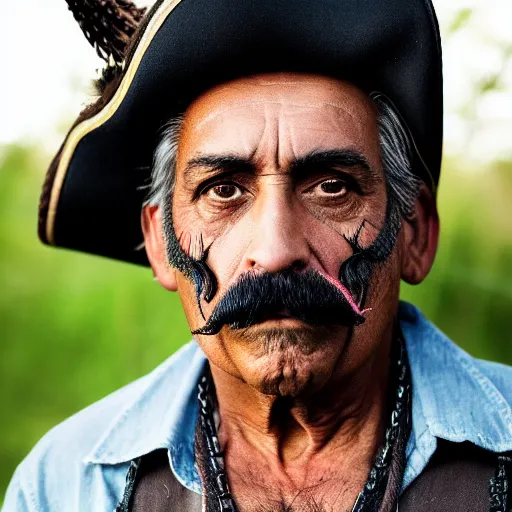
{"left": 257, "top": 309, "right": 295, "bottom": 322}
{"left": 271, "top": 308, "right": 292, "bottom": 318}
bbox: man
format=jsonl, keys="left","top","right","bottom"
{"left": 3, "top": 0, "right": 512, "bottom": 511}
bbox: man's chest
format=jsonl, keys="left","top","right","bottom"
{"left": 128, "top": 450, "right": 360, "bottom": 512}
{"left": 225, "top": 473, "right": 359, "bottom": 512}
{"left": 125, "top": 442, "right": 502, "bottom": 512}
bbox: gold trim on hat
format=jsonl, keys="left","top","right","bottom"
{"left": 46, "top": 0, "right": 183, "bottom": 245}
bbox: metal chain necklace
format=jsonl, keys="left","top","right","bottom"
{"left": 490, "top": 455, "right": 512, "bottom": 512}
{"left": 196, "top": 332, "right": 412, "bottom": 512}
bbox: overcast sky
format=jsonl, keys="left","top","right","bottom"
{"left": 1, "top": 0, "right": 511, "bottom": 163}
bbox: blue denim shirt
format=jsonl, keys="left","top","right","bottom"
{"left": 3, "top": 302, "right": 512, "bottom": 511}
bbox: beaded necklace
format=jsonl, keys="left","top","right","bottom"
{"left": 195, "top": 333, "right": 412, "bottom": 512}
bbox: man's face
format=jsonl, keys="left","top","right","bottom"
{"left": 150, "top": 73, "right": 415, "bottom": 397}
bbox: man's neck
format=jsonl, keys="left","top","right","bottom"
{"left": 209, "top": 333, "right": 392, "bottom": 488}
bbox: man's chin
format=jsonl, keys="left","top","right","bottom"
{"left": 245, "top": 344, "right": 340, "bottom": 398}
{"left": 227, "top": 323, "right": 349, "bottom": 397}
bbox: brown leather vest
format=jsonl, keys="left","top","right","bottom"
{"left": 126, "top": 440, "right": 500, "bottom": 511}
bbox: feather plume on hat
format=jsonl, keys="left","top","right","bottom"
{"left": 65, "top": 0, "right": 146, "bottom": 64}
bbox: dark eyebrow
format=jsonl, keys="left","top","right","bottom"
{"left": 184, "top": 149, "right": 376, "bottom": 184}
{"left": 289, "top": 149, "right": 374, "bottom": 177}
{"left": 184, "top": 155, "right": 256, "bottom": 180}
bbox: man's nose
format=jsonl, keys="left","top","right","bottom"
{"left": 243, "top": 191, "right": 310, "bottom": 273}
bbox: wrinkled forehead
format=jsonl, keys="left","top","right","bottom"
{"left": 178, "top": 73, "right": 381, "bottom": 166}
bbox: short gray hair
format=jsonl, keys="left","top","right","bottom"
{"left": 371, "top": 93, "right": 421, "bottom": 218}
{"left": 143, "top": 115, "right": 184, "bottom": 207}
{"left": 144, "top": 95, "right": 421, "bottom": 218}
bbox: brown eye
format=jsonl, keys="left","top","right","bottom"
{"left": 207, "top": 184, "right": 242, "bottom": 201}
{"left": 316, "top": 179, "right": 348, "bottom": 197}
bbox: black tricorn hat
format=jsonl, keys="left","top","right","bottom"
{"left": 39, "top": 0, "right": 443, "bottom": 266}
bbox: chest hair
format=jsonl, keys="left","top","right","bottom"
{"left": 228, "top": 464, "right": 359, "bottom": 512}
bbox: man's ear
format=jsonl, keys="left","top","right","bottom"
{"left": 400, "top": 183, "right": 440, "bottom": 285}
{"left": 141, "top": 205, "right": 178, "bottom": 292}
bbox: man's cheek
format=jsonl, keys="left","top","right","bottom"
{"left": 200, "top": 221, "right": 254, "bottom": 284}
{"left": 366, "top": 251, "right": 402, "bottom": 308}
{"left": 176, "top": 273, "right": 209, "bottom": 330}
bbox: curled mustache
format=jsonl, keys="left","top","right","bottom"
{"left": 191, "top": 269, "right": 368, "bottom": 336}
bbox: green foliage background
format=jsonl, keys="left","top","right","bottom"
{"left": 1, "top": 142, "right": 511, "bottom": 500}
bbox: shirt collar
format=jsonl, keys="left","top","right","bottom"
{"left": 84, "top": 301, "right": 512, "bottom": 494}
{"left": 84, "top": 340, "right": 206, "bottom": 492}
{"left": 401, "top": 301, "right": 512, "bottom": 453}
